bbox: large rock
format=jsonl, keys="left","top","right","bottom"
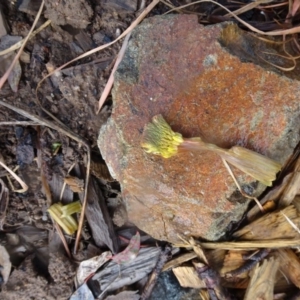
{"left": 98, "top": 15, "right": 300, "bottom": 243}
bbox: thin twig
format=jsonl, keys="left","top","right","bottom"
{"left": 225, "top": 249, "right": 270, "bottom": 278}
{"left": 223, "top": 0, "right": 273, "bottom": 18}
{"left": 141, "top": 246, "right": 172, "bottom": 300}
{"left": 0, "top": 0, "right": 45, "bottom": 89}
{"left": 0, "top": 121, "right": 39, "bottom": 126}
{"left": 0, "top": 100, "right": 90, "bottom": 254}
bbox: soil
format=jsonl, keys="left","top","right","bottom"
{"left": 0, "top": 0, "right": 295, "bottom": 299}
{"left": 0, "top": 0, "right": 149, "bottom": 298}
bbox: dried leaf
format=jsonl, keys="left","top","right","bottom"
{"left": 111, "top": 231, "right": 140, "bottom": 265}
{"left": 76, "top": 251, "right": 111, "bottom": 286}
{"left": 7, "top": 58, "right": 21, "bottom": 92}
{"left": 64, "top": 176, "right": 84, "bottom": 193}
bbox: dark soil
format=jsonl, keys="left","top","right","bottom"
{"left": 0, "top": 0, "right": 145, "bottom": 298}
{"left": 0, "top": 0, "right": 295, "bottom": 299}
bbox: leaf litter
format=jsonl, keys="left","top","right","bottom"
{"left": 1, "top": 0, "right": 300, "bottom": 299}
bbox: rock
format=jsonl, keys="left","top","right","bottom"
{"left": 44, "top": 0, "right": 93, "bottom": 29}
{"left": 98, "top": 15, "right": 300, "bottom": 243}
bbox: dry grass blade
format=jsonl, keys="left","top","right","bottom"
{"left": 36, "top": 0, "right": 160, "bottom": 96}
{"left": 223, "top": 0, "right": 273, "bottom": 17}
{"left": 200, "top": 239, "right": 300, "bottom": 249}
{"left": 0, "top": 100, "right": 90, "bottom": 253}
{"left": 0, "top": 19, "right": 51, "bottom": 57}
{"left": 0, "top": 160, "right": 28, "bottom": 193}
{"left": 258, "top": 51, "right": 297, "bottom": 71}
{"left": 0, "top": 121, "right": 39, "bottom": 126}
{"left": 97, "top": 32, "right": 131, "bottom": 113}
{"left": 165, "top": 0, "right": 300, "bottom": 36}
{"left": 53, "top": 221, "right": 72, "bottom": 259}
{"left": 0, "top": 0, "right": 45, "bottom": 90}
{"left": 281, "top": 211, "right": 300, "bottom": 235}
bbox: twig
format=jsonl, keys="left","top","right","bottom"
{"left": 0, "top": 0, "right": 45, "bottom": 90}
{"left": 141, "top": 246, "right": 172, "bottom": 300}
{"left": 225, "top": 249, "right": 270, "bottom": 278}
{"left": 0, "top": 100, "right": 90, "bottom": 254}
{"left": 0, "top": 20, "right": 51, "bottom": 57}
{"left": 193, "top": 260, "right": 233, "bottom": 300}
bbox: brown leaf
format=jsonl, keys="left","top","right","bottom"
{"left": 111, "top": 231, "right": 140, "bottom": 265}
{"left": 64, "top": 176, "right": 84, "bottom": 193}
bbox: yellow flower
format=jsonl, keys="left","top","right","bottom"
{"left": 141, "top": 115, "right": 183, "bottom": 158}
{"left": 141, "top": 114, "right": 282, "bottom": 186}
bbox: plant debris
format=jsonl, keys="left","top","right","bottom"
{"left": 142, "top": 114, "right": 281, "bottom": 186}
{"left": 2, "top": 0, "right": 300, "bottom": 298}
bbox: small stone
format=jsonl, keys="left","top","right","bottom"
{"left": 113, "top": 204, "right": 128, "bottom": 227}
{"left": 98, "top": 15, "right": 300, "bottom": 243}
{"left": 100, "top": 0, "right": 137, "bottom": 12}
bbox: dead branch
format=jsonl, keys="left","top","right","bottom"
{"left": 141, "top": 245, "right": 172, "bottom": 300}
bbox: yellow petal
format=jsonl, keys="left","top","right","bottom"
{"left": 141, "top": 115, "right": 183, "bottom": 158}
